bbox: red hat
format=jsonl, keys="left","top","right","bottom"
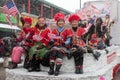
{"left": 69, "top": 14, "right": 80, "bottom": 22}
{"left": 92, "top": 34, "right": 97, "bottom": 38}
{"left": 54, "top": 13, "right": 65, "bottom": 21}
{"left": 24, "top": 17, "right": 32, "bottom": 24}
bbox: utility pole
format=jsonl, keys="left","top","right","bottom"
{"left": 28, "top": 0, "right": 30, "bottom": 14}
{"left": 80, "top": 0, "right": 81, "bottom": 8}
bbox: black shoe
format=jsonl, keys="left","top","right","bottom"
{"left": 54, "top": 64, "right": 62, "bottom": 76}
{"left": 48, "top": 62, "right": 54, "bottom": 75}
{"left": 35, "top": 67, "right": 41, "bottom": 72}
{"left": 28, "top": 67, "right": 34, "bottom": 72}
{"left": 48, "top": 69, "right": 54, "bottom": 75}
{"left": 54, "top": 70, "right": 59, "bottom": 76}
{"left": 79, "top": 68, "right": 83, "bottom": 74}
{"left": 93, "top": 51, "right": 101, "bottom": 60}
{"left": 75, "top": 68, "right": 80, "bottom": 74}
{"left": 105, "top": 49, "right": 109, "bottom": 54}
{"left": 8, "top": 62, "right": 17, "bottom": 69}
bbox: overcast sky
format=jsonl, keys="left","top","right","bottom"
{"left": 45, "top": 0, "right": 100, "bottom": 12}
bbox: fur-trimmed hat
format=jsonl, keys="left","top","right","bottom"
{"left": 24, "top": 17, "right": 32, "bottom": 24}
{"left": 54, "top": 13, "right": 65, "bottom": 21}
{"left": 69, "top": 14, "right": 80, "bottom": 22}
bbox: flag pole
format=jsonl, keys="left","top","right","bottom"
{"left": 11, "top": 0, "right": 22, "bottom": 28}
{"left": 28, "top": 0, "right": 31, "bottom": 14}
{"left": 11, "top": 0, "right": 21, "bottom": 17}
{"left": 80, "top": 0, "right": 81, "bottom": 9}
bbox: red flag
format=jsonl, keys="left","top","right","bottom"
{"left": 91, "top": 5, "right": 97, "bottom": 10}
{"left": 48, "top": 33, "right": 62, "bottom": 39}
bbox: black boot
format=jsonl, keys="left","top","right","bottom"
{"left": 8, "top": 62, "right": 17, "bottom": 69}
{"left": 23, "top": 54, "right": 30, "bottom": 69}
{"left": 75, "top": 68, "right": 80, "bottom": 74}
{"left": 79, "top": 68, "right": 83, "bottom": 74}
{"left": 87, "top": 47, "right": 101, "bottom": 60}
{"left": 34, "top": 60, "right": 41, "bottom": 72}
{"left": 73, "top": 50, "right": 84, "bottom": 74}
{"left": 93, "top": 51, "right": 101, "bottom": 60}
{"left": 48, "top": 62, "right": 55, "bottom": 75}
{"left": 28, "top": 60, "right": 34, "bottom": 72}
{"left": 54, "top": 64, "right": 62, "bottom": 76}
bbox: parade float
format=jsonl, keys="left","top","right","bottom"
{"left": 5, "top": 0, "right": 120, "bottom": 80}
{"left": 5, "top": 45, "right": 120, "bottom": 80}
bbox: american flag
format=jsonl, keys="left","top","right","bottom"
{"left": 3, "top": 0, "right": 18, "bottom": 18}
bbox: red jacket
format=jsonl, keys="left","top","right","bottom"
{"left": 18, "top": 27, "right": 36, "bottom": 47}
{"left": 69, "top": 27, "right": 85, "bottom": 47}
{"left": 52, "top": 28, "right": 70, "bottom": 46}
{"left": 33, "top": 27, "right": 51, "bottom": 46}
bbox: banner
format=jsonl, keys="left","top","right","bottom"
{"left": 0, "top": 13, "right": 17, "bottom": 24}
{"left": 76, "top": 0, "right": 118, "bottom": 20}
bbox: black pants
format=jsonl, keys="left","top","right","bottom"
{"left": 49, "top": 50, "right": 64, "bottom": 60}
{"left": 105, "top": 39, "right": 110, "bottom": 46}
{"left": 72, "top": 48, "right": 84, "bottom": 66}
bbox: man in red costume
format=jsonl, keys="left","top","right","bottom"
{"left": 8, "top": 17, "right": 35, "bottom": 69}
{"left": 48, "top": 13, "right": 71, "bottom": 76}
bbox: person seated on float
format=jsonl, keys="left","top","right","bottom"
{"left": 104, "top": 14, "right": 113, "bottom": 46}
{"left": 48, "top": 13, "right": 71, "bottom": 76}
{"left": 0, "top": 38, "right": 5, "bottom": 57}
{"left": 97, "top": 38, "right": 106, "bottom": 50}
{"left": 95, "top": 17, "right": 111, "bottom": 47}
{"left": 94, "top": 17, "right": 107, "bottom": 38}
{"left": 68, "top": 14, "right": 87, "bottom": 74}
{"left": 87, "top": 34, "right": 101, "bottom": 60}
{"left": 8, "top": 17, "right": 35, "bottom": 69}
{"left": 27, "top": 17, "right": 51, "bottom": 72}
{"left": 89, "top": 34, "right": 98, "bottom": 49}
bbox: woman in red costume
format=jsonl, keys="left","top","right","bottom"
{"left": 27, "top": 16, "right": 51, "bottom": 72}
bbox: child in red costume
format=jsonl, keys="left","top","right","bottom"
{"left": 48, "top": 13, "right": 71, "bottom": 76}
{"left": 68, "top": 14, "right": 86, "bottom": 74}
{"left": 8, "top": 17, "right": 35, "bottom": 69}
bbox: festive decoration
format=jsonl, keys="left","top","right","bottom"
{"left": 99, "top": 76, "right": 105, "bottom": 80}
{"left": 24, "top": 17, "right": 32, "bottom": 24}
{"left": 54, "top": 13, "right": 65, "bottom": 21}
{"left": 68, "top": 14, "right": 80, "bottom": 22}
{"left": 92, "top": 34, "right": 97, "bottom": 38}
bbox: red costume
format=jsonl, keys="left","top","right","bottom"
{"left": 33, "top": 27, "right": 51, "bottom": 46}
{"left": 9, "top": 17, "right": 35, "bottom": 69}
{"left": 51, "top": 28, "right": 69, "bottom": 46}
{"left": 89, "top": 34, "right": 98, "bottom": 49}
{"left": 27, "top": 25, "right": 51, "bottom": 72}
{"left": 48, "top": 13, "right": 70, "bottom": 76}
{"left": 69, "top": 27, "right": 85, "bottom": 47}
{"left": 68, "top": 14, "right": 86, "bottom": 74}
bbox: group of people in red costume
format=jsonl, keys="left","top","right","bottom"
{"left": 7, "top": 12, "right": 112, "bottom": 76}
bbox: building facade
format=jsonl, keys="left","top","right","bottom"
{"left": 0, "top": 0, "right": 71, "bottom": 19}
